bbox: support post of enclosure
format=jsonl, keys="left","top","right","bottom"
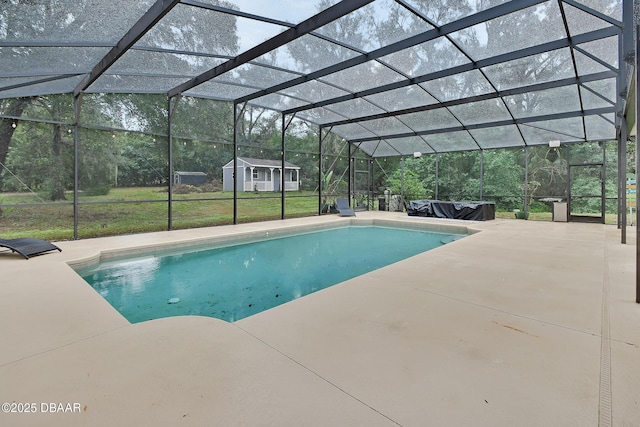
{"left": 370, "top": 158, "right": 374, "bottom": 211}
{"left": 167, "top": 95, "right": 181, "bottom": 231}
{"left": 73, "top": 94, "right": 82, "bottom": 240}
{"left": 524, "top": 146, "right": 529, "bottom": 212}
{"left": 636, "top": 24, "right": 640, "bottom": 303}
{"left": 167, "top": 97, "right": 173, "bottom": 230}
{"left": 401, "top": 156, "right": 405, "bottom": 210}
{"left": 619, "top": 32, "right": 628, "bottom": 243}
{"left": 435, "top": 153, "right": 439, "bottom": 200}
{"left": 281, "top": 113, "right": 286, "bottom": 219}
{"left": 479, "top": 149, "right": 484, "bottom": 201}
{"left": 318, "top": 128, "right": 323, "bottom": 215}
{"left": 233, "top": 102, "right": 239, "bottom": 224}
{"left": 348, "top": 142, "right": 352, "bottom": 204}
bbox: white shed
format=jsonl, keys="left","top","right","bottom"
{"left": 222, "top": 157, "right": 300, "bottom": 192}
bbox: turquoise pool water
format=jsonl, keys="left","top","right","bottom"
{"left": 78, "top": 226, "right": 464, "bottom": 323}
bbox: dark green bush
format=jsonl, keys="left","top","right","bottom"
{"left": 84, "top": 185, "right": 111, "bottom": 196}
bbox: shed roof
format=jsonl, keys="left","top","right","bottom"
{"left": 223, "top": 157, "right": 300, "bottom": 169}
{"left": 174, "top": 171, "right": 207, "bottom": 176}
{"left": 0, "top": 1, "right": 635, "bottom": 156}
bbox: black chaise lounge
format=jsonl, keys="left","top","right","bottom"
{"left": 0, "top": 238, "right": 61, "bottom": 259}
{"left": 336, "top": 198, "right": 356, "bottom": 217}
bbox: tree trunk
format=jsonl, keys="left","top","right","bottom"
{"left": 0, "top": 97, "right": 34, "bottom": 174}
{"left": 49, "top": 123, "right": 67, "bottom": 200}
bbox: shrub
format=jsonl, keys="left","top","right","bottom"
{"left": 172, "top": 184, "right": 198, "bottom": 194}
{"left": 200, "top": 179, "right": 222, "bottom": 192}
{"left": 84, "top": 185, "right": 111, "bottom": 196}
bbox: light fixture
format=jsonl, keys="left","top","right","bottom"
{"left": 413, "top": 151, "right": 422, "bottom": 158}
{"left": 548, "top": 140, "right": 560, "bottom": 148}
{"left": 11, "top": 122, "right": 17, "bottom": 129}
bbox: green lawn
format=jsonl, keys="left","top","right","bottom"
{"left": 0, "top": 188, "right": 320, "bottom": 240}
{"left": 0, "top": 187, "right": 624, "bottom": 240}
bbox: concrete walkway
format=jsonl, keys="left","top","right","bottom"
{"left": 0, "top": 213, "right": 638, "bottom": 426}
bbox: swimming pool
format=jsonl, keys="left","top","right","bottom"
{"left": 77, "top": 225, "right": 466, "bottom": 323}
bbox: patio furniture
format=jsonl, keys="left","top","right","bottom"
{"left": 0, "top": 238, "right": 62, "bottom": 259}
{"left": 336, "top": 198, "right": 356, "bottom": 217}
{"left": 407, "top": 200, "right": 495, "bottom": 221}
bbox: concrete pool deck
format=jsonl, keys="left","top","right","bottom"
{"left": 0, "top": 212, "right": 638, "bottom": 426}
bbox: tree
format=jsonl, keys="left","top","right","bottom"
{"left": 1, "top": 1, "right": 241, "bottom": 195}
{"left": 483, "top": 149, "right": 525, "bottom": 210}
{"left": 0, "top": 97, "right": 34, "bottom": 188}
{"left": 385, "top": 167, "right": 425, "bottom": 202}
{"left": 0, "top": 0, "right": 156, "bottom": 196}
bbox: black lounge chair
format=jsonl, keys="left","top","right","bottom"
{"left": 336, "top": 198, "right": 356, "bottom": 217}
{"left": 0, "top": 238, "right": 61, "bottom": 259}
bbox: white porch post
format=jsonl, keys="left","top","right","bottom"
{"left": 270, "top": 168, "right": 275, "bottom": 191}
{"left": 250, "top": 166, "right": 255, "bottom": 191}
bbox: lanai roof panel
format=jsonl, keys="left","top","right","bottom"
{"left": 519, "top": 118, "right": 585, "bottom": 145}
{"left": 211, "top": 64, "right": 301, "bottom": 91}
{"left": 581, "top": 79, "right": 617, "bottom": 110}
{"left": 86, "top": 75, "right": 189, "bottom": 94}
{"left": 312, "top": 0, "right": 435, "bottom": 52}
{"left": 248, "top": 93, "right": 310, "bottom": 111}
{"left": 418, "top": 70, "right": 495, "bottom": 102}
{"left": 522, "top": 116, "right": 585, "bottom": 141}
{"left": 470, "top": 125, "right": 525, "bottom": 150}
{"left": 359, "top": 116, "right": 414, "bottom": 137}
{"left": 356, "top": 140, "right": 398, "bottom": 157}
{"left": 136, "top": 3, "right": 277, "bottom": 56}
{"left": 108, "top": 50, "right": 227, "bottom": 77}
{"left": 279, "top": 81, "right": 350, "bottom": 104}
{"left": 448, "top": 1, "right": 567, "bottom": 63}
{"left": 378, "top": 37, "right": 470, "bottom": 78}
{"left": 383, "top": 136, "right": 434, "bottom": 156}
{"left": 318, "top": 60, "right": 408, "bottom": 93}
{"left": 564, "top": 1, "right": 622, "bottom": 37}
{"left": 325, "top": 98, "right": 387, "bottom": 119}
{"left": 574, "top": 37, "right": 619, "bottom": 75}
{"left": 585, "top": 113, "right": 616, "bottom": 140}
{"left": 503, "top": 86, "right": 582, "bottom": 119}
{"left": 183, "top": 81, "right": 260, "bottom": 100}
{"left": 363, "top": 85, "right": 438, "bottom": 111}
{"left": 481, "top": 48, "right": 576, "bottom": 92}
{"left": 0, "top": 76, "right": 85, "bottom": 100}
{"left": 423, "top": 130, "right": 479, "bottom": 153}
{"left": 0, "top": 0, "right": 629, "bottom": 155}
{"left": 403, "top": 0, "right": 511, "bottom": 25}
{"left": 296, "top": 107, "right": 348, "bottom": 125}
{"left": 330, "top": 122, "right": 378, "bottom": 140}
{"left": 253, "top": 35, "right": 362, "bottom": 74}
{"left": 0, "top": 47, "right": 109, "bottom": 76}
{"left": 0, "top": 0, "right": 155, "bottom": 44}
{"left": 398, "top": 108, "right": 461, "bottom": 133}
{"left": 199, "top": 0, "right": 341, "bottom": 25}
{"left": 447, "top": 99, "right": 513, "bottom": 127}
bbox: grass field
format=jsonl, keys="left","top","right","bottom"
{"left": 0, "top": 188, "right": 323, "bottom": 240}
{"left": 0, "top": 187, "right": 626, "bottom": 241}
